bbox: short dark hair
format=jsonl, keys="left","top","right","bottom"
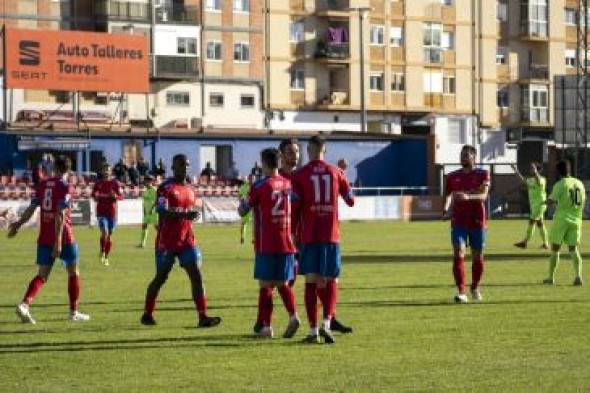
{"left": 278, "top": 138, "right": 298, "bottom": 153}
{"left": 556, "top": 160, "right": 571, "bottom": 177}
{"left": 462, "top": 145, "right": 477, "bottom": 156}
{"left": 173, "top": 154, "right": 188, "bottom": 164}
{"left": 54, "top": 155, "right": 72, "bottom": 174}
{"left": 261, "top": 148, "right": 280, "bottom": 170}
{"left": 308, "top": 135, "right": 326, "bottom": 150}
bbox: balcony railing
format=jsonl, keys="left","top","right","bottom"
{"left": 153, "top": 56, "right": 199, "bottom": 79}
{"left": 520, "top": 64, "right": 549, "bottom": 80}
{"left": 318, "top": 89, "right": 349, "bottom": 105}
{"left": 519, "top": 21, "right": 548, "bottom": 38}
{"left": 424, "top": 48, "right": 442, "bottom": 64}
{"left": 316, "top": 0, "right": 350, "bottom": 11}
{"left": 315, "top": 42, "right": 350, "bottom": 59}
{"left": 94, "top": 0, "right": 150, "bottom": 22}
{"left": 520, "top": 108, "right": 549, "bottom": 123}
{"left": 156, "top": 5, "right": 199, "bottom": 24}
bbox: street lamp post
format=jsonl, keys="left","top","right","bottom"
{"left": 348, "top": 7, "right": 371, "bottom": 133}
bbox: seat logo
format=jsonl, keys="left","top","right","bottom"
{"left": 19, "top": 40, "right": 40, "bottom": 66}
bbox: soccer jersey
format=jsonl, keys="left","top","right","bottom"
{"left": 32, "top": 177, "right": 75, "bottom": 246}
{"left": 156, "top": 179, "right": 198, "bottom": 252}
{"left": 247, "top": 175, "right": 296, "bottom": 254}
{"left": 92, "top": 179, "right": 123, "bottom": 218}
{"left": 143, "top": 186, "right": 157, "bottom": 216}
{"left": 445, "top": 168, "right": 490, "bottom": 229}
{"left": 526, "top": 176, "right": 546, "bottom": 208}
{"left": 549, "top": 176, "right": 586, "bottom": 225}
{"left": 291, "top": 159, "right": 354, "bottom": 244}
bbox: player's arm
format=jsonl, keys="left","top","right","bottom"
{"left": 442, "top": 176, "right": 453, "bottom": 220}
{"left": 238, "top": 185, "right": 257, "bottom": 217}
{"left": 53, "top": 207, "right": 66, "bottom": 258}
{"left": 113, "top": 181, "right": 125, "bottom": 200}
{"left": 8, "top": 203, "right": 39, "bottom": 237}
{"left": 511, "top": 164, "right": 526, "bottom": 184}
{"left": 338, "top": 171, "right": 355, "bottom": 207}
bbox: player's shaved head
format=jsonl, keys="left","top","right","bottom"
{"left": 172, "top": 154, "right": 190, "bottom": 182}
{"left": 261, "top": 148, "right": 280, "bottom": 170}
{"left": 556, "top": 160, "right": 571, "bottom": 177}
{"left": 54, "top": 155, "right": 71, "bottom": 175}
{"left": 307, "top": 135, "right": 327, "bottom": 160}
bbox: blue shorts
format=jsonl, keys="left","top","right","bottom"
{"left": 97, "top": 216, "right": 117, "bottom": 233}
{"left": 299, "top": 243, "right": 341, "bottom": 278}
{"left": 37, "top": 243, "right": 79, "bottom": 266}
{"left": 254, "top": 253, "right": 295, "bottom": 281}
{"left": 157, "top": 246, "right": 202, "bottom": 272}
{"left": 451, "top": 227, "right": 486, "bottom": 249}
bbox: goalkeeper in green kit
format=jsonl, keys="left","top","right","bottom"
{"left": 512, "top": 162, "right": 549, "bottom": 249}
{"left": 543, "top": 160, "right": 585, "bottom": 286}
{"left": 140, "top": 175, "right": 158, "bottom": 248}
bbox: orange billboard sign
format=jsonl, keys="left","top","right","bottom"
{"left": 5, "top": 28, "right": 149, "bottom": 93}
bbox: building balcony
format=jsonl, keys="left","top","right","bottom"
{"left": 152, "top": 56, "right": 199, "bottom": 79}
{"left": 424, "top": 48, "right": 442, "bottom": 65}
{"left": 316, "top": 89, "right": 350, "bottom": 107}
{"left": 520, "top": 108, "right": 549, "bottom": 124}
{"left": 315, "top": 0, "right": 351, "bottom": 19}
{"left": 315, "top": 42, "right": 350, "bottom": 60}
{"left": 155, "top": 5, "right": 199, "bottom": 25}
{"left": 519, "top": 64, "right": 549, "bottom": 82}
{"left": 519, "top": 21, "right": 549, "bottom": 41}
{"left": 94, "top": 0, "right": 150, "bottom": 22}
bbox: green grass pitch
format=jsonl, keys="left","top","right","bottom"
{"left": 0, "top": 220, "right": 589, "bottom": 392}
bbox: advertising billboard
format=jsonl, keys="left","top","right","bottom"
{"left": 5, "top": 28, "right": 149, "bottom": 93}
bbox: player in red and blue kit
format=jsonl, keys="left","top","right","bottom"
{"left": 9, "top": 156, "right": 90, "bottom": 324}
{"left": 141, "top": 154, "right": 221, "bottom": 328}
{"left": 92, "top": 163, "right": 124, "bottom": 266}
{"left": 443, "top": 145, "right": 490, "bottom": 303}
{"left": 291, "top": 135, "right": 355, "bottom": 344}
{"left": 238, "top": 148, "right": 300, "bottom": 339}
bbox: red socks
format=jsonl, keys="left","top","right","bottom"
{"left": 100, "top": 236, "right": 105, "bottom": 252}
{"left": 68, "top": 275, "right": 80, "bottom": 312}
{"left": 194, "top": 295, "right": 208, "bottom": 319}
{"left": 317, "top": 281, "right": 337, "bottom": 320}
{"left": 304, "top": 283, "right": 318, "bottom": 328}
{"left": 453, "top": 255, "right": 466, "bottom": 293}
{"left": 472, "top": 255, "right": 485, "bottom": 290}
{"left": 258, "top": 287, "right": 273, "bottom": 326}
{"left": 23, "top": 276, "right": 45, "bottom": 305}
{"left": 277, "top": 284, "right": 296, "bottom": 315}
{"left": 104, "top": 238, "right": 112, "bottom": 256}
{"left": 144, "top": 296, "right": 157, "bottom": 316}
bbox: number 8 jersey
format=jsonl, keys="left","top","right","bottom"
{"left": 247, "top": 175, "right": 296, "bottom": 254}
{"left": 33, "top": 177, "right": 75, "bottom": 246}
{"left": 291, "top": 159, "right": 355, "bottom": 245}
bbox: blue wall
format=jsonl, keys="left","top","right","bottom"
{"left": 1, "top": 134, "right": 428, "bottom": 187}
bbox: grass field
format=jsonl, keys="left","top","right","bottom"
{"left": 0, "top": 220, "right": 589, "bottom": 392}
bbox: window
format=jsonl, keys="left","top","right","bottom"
{"left": 391, "top": 73, "right": 405, "bottom": 92}
{"left": 233, "top": 42, "right": 250, "bottom": 62}
{"left": 290, "top": 22, "right": 304, "bottom": 43}
{"left": 423, "top": 23, "right": 442, "bottom": 63}
{"left": 233, "top": 0, "right": 249, "bottom": 12}
{"left": 423, "top": 72, "right": 443, "bottom": 93}
{"left": 497, "top": 86, "right": 509, "bottom": 108}
{"left": 206, "top": 0, "right": 221, "bottom": 11}
{"left": 290, "top": 69, "right": 304, "bottom": 89}
{"left": 177, "top": 38, "right": 197, "bottom": 55}
{"left": 521, "top": 0, "right": 548, "bottom": 37}
{"left": 52, "top": 91, "right": 71, "bottom": 104}
{"left": 565, "top": 8, "right": 577, "bottom": 25}
{"left": 441, "top": 0, "right": 453, "bottom": 5}
{"left": 370, "top": 26, "right": 385, "bottom": 45}
{"left": 441, "top": 31, "right": 454, "bottom": 50}
{"left": 370, "top": 73, "right": 384, "bottom": 91}
{"left": 496, "top": 46, "right": 508, "bottom": 64}
{"left": 207, "top": 41, "right": 222, "bottom": 60}
{"left": 240, "top": 94, "right": 255, "bottom": 108}
{"left": 390, "top": 27, "right": 403, "bottom": 47}
{"left": 565, "top": 49, "right": 576, "bottom": 67}
{"left": 209, "top": 93, "right": 224, "bottom": 107}
{"left": 443, "top": 75, "right": 456, "bottom": 94}
{"left": 497, "top": 2, "right": 507, "bottom": 21}
{"left": 166, "top": 91, "right": 190, "bottom": 106}
{"left": 521, "top": 84, "right": 548, "bottom": 122}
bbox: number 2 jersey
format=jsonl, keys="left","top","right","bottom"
{"left": 549, "top": 176, "right": 586, "bottom": 225}
{"left": 33, "top": 177, "right": 75, "bottom": 246}
{"left": 291, "top": 159, "right": 355, "bottom": 245}
{"left": 246, "top": 175, "right": 296, "bottom": 254}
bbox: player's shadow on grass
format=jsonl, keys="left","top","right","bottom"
{"left": 0, "top": 334, "right": 248, "bottom": 354}
{"left": 0, "top": 298, "right": 250, "bottom": 310}
{"left": 349, "top": 298, "right": 588, "bottom": 308}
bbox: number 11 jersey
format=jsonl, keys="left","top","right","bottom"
{"left": 292, "top": 160, "right": 354, "bottom": 245}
